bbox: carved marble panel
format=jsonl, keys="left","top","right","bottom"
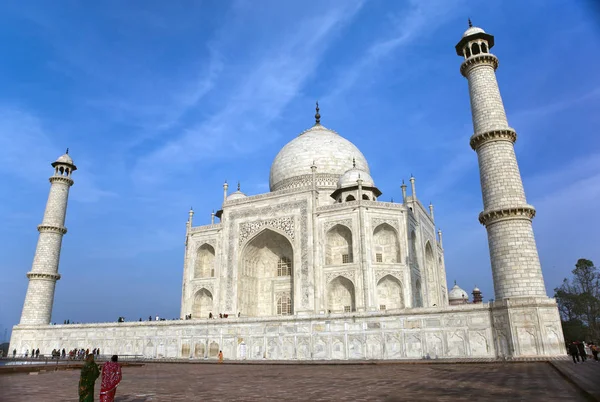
{"left": 239, "top": 216, "right": 295, "bottom": 246}
{"left": 372, "top": 217, "right": 399, "bottom": 233}
{"left": 324, "top": 219, "right": 353, "bottom": 233}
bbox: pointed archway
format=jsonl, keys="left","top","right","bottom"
{"left": 240, "top": 229, "right": 293, "bottom": 317}
{"left": 377, "top": 275, "right": 404, "bottom": 310}
{"left": 327, "top": 276, "right": 356, "bottom": 313}
{"left": 192, "top": 288, "right": 213, "bottom": 319}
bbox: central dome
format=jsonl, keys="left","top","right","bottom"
{"left": 269, "top": 124, "right": 370, "bottom": 192}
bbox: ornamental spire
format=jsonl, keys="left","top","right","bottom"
{"left": 66, "top": 148, "right": 69, "bottom": 155}
{"left": 237, "top": 181, "right": 241, "bottom": 191}
{"left": 468, "top": 18, "right": 472, "bottom": 28}
{"left": 315, "top": 101, "right": 321, "bottom": 125}
{"left": 352, "top": 157, "right": 356, "bottom": 168}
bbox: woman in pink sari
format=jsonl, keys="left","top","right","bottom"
{"left": 100, "top": 355, "right": 122, "bottom": 402}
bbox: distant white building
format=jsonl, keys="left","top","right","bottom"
{"left": 10, "top": 23, "right": 566, "bottom": 360}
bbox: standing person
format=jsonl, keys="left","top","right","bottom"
{"left": 577, "top": 341, "right": 587, "bottom": 362}
{"left": 591, "top": 343, "right": 599, "bottom": 361}
{"left": 35, "top": 348, "right": 40, "bottom": 358}
{"left": 79, "top": 353, "right": 100, "bottom": 402}
{"left": 13, "top": 349, "right": 16, "bottom": 358}
{"left": 218, "top": 350, "right": 223, "bottom": 363}
{"left": 568, "top": 341, "right": 580, "bottom": 363}
{"left": 100, "top": 355, "right": 122, "bottom": 402}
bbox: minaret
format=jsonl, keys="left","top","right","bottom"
{"left": 19, "top": 151, "right": 76, "bottom": 325}
{"left": 456, "top": 22, "right": 546, "bottom": 300}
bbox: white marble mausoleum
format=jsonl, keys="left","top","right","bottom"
{"left": 9, "top": 24, "right": 567, "bottom": 360}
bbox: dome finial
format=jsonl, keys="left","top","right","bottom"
{"left": 468, "top": 18, "right": 472, "bottom": 28}
{"left": 66, "top": 148, "right": 69, "bottom": 155}
{"left": 352, "top": 157, "right": 356, "bottom": 168}
{"left": 237, "top": 181, "right": 241, "bottom": 191}
{"left": 315, "top": 101, "right": 321, "bottom": 125}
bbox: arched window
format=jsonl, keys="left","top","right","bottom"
{"left": 481, "top": 42, "right": 488, "bottom": 53}
{"left": 277, "top": 295, "right": 292, "bottom": 315}
{"left": 362, "top": 194, "right": 370, "bottom": 200}
{"left": 464, "top": 46, "right": 471, "bottom": 58}
{"left": 346, "top": 195, "right": 356, "bottom": 201}
{"left": 471, "top": 42, "right": 480, "bottom": 55}
{"left": 59, "top": 166, "right": 64, "bottom": 175}
{"left": 277, "top": 256, "right": 292, "bottom": 276}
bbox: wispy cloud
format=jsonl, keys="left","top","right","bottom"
{"left": 132, "top": 1, "right": 365, "bottom": 185}
{"left": 0, "top": 107, "right": 115, "bottom": 203}
{"left": 323, "top": 0, "right": 463, "bottom": 102}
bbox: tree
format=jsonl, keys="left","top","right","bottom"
{"left": 554, "top": 259, "right": 600, "bottom": 341}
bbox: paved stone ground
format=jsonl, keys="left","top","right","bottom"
{"left": 0, "top": 362, "right": 590, "bottom": 401}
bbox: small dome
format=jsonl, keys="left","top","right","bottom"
{"left": 473, "top": 286, "right": 480, "bottom": 292}
{"left": 338, "top": 167, "right": 375, "bottom": 189}
{"left": 448, "top": 283, "right": 469, "bottom": 301}
{"left": 226, "top": 190, "right": 247, "bottom": 201}
{"left": 462, "top": 26, "right": 485, "bottom": 38}
{"left": 55, "top": 153, "right": 74, "bottom": 165}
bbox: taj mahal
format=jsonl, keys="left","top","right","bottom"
{"left": 9, "top": 24, "right": 567, "bottom": 360}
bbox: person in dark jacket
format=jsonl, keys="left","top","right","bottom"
{"left": 568, "top": 342, "right": 580, "bottom": 363}
{"left": 576, "top": 341, "right": 587, "bottom": 362}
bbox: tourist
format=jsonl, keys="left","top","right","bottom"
{"left": 99, "top": 355, "right": 122, "bottom": 402}
{"left": 12, "top": 349, "right": 16, "bottom": 358}
{"left": 62, "top": 348, "right": 66, "bottom": 359}
{"left": 577, "top": 341, "right": 587, "bottom": 362}
{"left": 35, "top": 348, "right": 40, "bottom": 358}
{"left": 218, "top": 350, "right": 223, "bottom": 363}
{"left": 238, "top": 312, "right": 241, "bottom": 318}
{"left": 568, "top": 341, "right": 580, "bottom": 363}
{"left": 97, "top": 348, "right": 101, "bottom": 356}
{"left": 25, "top": 349, "right": 29, "bottom": 358}
{"left": 209, "top": 312, "right": 213, "bottom": 319}
{"left": 79, "top": 353, "right": 100, "bottom": 402}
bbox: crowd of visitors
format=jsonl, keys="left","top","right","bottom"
{"left": 567, "top": 340, "right": 599, "bottom": 363}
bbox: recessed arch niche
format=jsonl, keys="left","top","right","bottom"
{"left": 192, "top": 288, "right": 213, "bottom": 319}
{"left": 377, "top": 275, "right": 404, "bottom": 310}
{"left": 373, "top": 223, "right": 401, "bottom": 263}
{"left": 194, "top": 243, "right": 215, "bottom": 278}
{"left": 326, "top": 224, "right": 353, "bottom": 265}
{"left": 239, "top": 228, "right": 293, "bottom": 317}
{"left": 327, "top": 276, "right": 356, "bottom": 313}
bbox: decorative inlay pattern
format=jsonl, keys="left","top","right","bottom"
{"left": 27, "top": 272, "right": 61, "bottom": 281}
{"left": 325, "top": 270, "right": 356, "bottom": 284}
{"left": 324, "top": 219, "right": 353, "bottom": 233}
{"left": 190, "top": 224, "right": 222, "bottom": 233}
{"left": 193, "top": 282, "right": 214, "bottom": 295}
{"left": 460, "top": 53, "right": 499, "bottom": 76}
{"left": 470, "top": 128, "right": 517, "bottom": 151}
{"left": 478, "top": 205, "right": 536, "bottom": 226}
{"left": 374, "top": 270, "right": 402, "bottom": 284}
{"left": 371, "top": 218, "right": 399, "bottom": 232}
{"left": 317, "top": 200, "right": 404, "bottom": 212}
{"left": 227, "top": 200, "right": 309, "bottom": 309}
{"left": 273, "top": 173, "right": 340, "bottom": 192}
{"left": 239, "top": 217, "right": 295, "bottom": 245}
{"left": 37, "top": 225, "right": 67, "bottom": 235}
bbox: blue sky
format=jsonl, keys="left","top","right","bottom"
{"left": 1, "top": 0, "right": 599, "bottom": 340}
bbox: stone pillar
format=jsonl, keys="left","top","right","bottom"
{"left": 400, "top": 180, "right": 407, "bottom": 204}
{"left": 19, "top": 152, "right": 76, "bottom": 325}
{"left": 457, "top": 26, "right": 546, "bottom": 300}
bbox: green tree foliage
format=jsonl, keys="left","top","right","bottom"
{"left": 554, "top": 259, "right": 600, "bottom": 341}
